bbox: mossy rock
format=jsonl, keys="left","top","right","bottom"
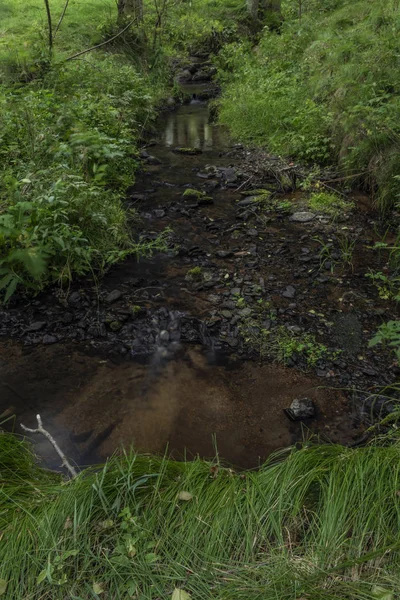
{"left": 182, "top": 188, "right": 204, "bottom": 199}
{"left": 173, "top": 147, "right": 202, "bottom": 155}
{"left": 240, "top": 188, "right": 273, "bottom": 197}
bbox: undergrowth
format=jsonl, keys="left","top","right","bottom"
{"left": 217, "top": 0, "right": 400, "bottom": 211}
{"left": 1, "top": 430, "right": 400, "bottom": 598}
{"left": 0, "top": 0, "right": 240, "bottom": 301}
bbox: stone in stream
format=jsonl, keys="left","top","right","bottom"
{"left": 284, "top": 398, "right": 315, "bottom": 421}
{"left": 282, "top": 285, "right": 296, "bottom": 299}
{"left": 106, "top": 289, "right": 123, "bottom": 304}
{"left": 27, "top": 321, "right": 47, "bottom": 332}
{"left": 42, "top": 334, "right": 58, "bottom": 344}
{"left": 290, "top": 212, "right": 315, "bottom": 223}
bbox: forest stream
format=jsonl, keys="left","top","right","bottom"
{"left": 0, "top": 81, "right": 398, "bottom": 470}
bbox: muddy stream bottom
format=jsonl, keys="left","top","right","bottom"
{"left": 0, "top": 342, "right": 356, "bottom": 470}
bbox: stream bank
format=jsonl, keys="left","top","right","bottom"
{"left": 0, "top": 81, "right": 398, "bottom": 470}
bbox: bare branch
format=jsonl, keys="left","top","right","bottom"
{"left": 54, "top": 0, "right": 70, "bottom": 38}
{"left": 21, "top": 414, "right": 78, "bottom": 478}
{"left": 64, "top": 20, "right": 134, "bottom": 62}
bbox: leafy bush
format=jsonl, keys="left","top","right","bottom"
{"left": 0, "top": 56, "right": 167, "bottom": 300}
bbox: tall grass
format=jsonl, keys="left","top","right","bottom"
{"left": 217, "top": 0, "right": 400, "bottom": 211}
{"left": 1, "top": 431, "right": 400, "bottom": 598}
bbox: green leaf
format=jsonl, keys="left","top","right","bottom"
{"left": 177, "top": 491, "right": 193, "bottom": 502}
{"left": 4, "top": 278, "right": 18, "bottom": 303}
{"left": 145, "top": 552, "right": 159, "bottom": 564}
{"left": 0, "top": 579, "right": 7, "bottom": 595}
{"left": 92, "top": 582, "right": 104, "bottom": 595}
{"left": 36, "top": 570, "right": 47, "bottom": 585}
{"left": 171, "top": 589, "right": 192, "bottom": 600}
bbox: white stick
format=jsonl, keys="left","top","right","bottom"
{"left": 21, "top": 414, "right": 78, "bottom": 478}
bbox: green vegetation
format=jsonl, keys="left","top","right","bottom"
{"left": 2, "top": 430, "right": 400, "bottom": 598}
{"left": 308, "top": 191, "right": 353, "bottom": 218}
{"left": 186, "top": 265, "right": 203, "bottom": 280}
{"left": 369, "top": 320, "right": 400, "bottom": 362}
{"left": 0, "top": 0, "right": 237, "bottom": 301}
{"left": 217, "top": 0, "right": 400, "bottom": 210}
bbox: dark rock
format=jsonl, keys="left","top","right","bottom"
{"left": 282, "top": 285, "right": 296, "bottom": 299}
{"left": 221, "top": 310, "right": 233, "bottom": 318}
{"left": 153, "top": 209, "right": 166, "bottom": 218}
{"left": 177, "top": 69, "right": 193, "bottom": 82}
{"left": 68, "top": 291, "right": 81, "bottom": 305}
{"left": 106, "top": 290, "right": 123, "bottom": 304}
{"left": 62, "top": 312, "right": 74, "bottom": 324}
{"left": 215, "top": 250, "right": 233, "bottom": 258}
{"left": 42, "top": 334, "right": 58, "bottom": 345}
{"left": 28, "top": 321, "right": 47, "bottom": 332}
{"left": 285, "top": 398, "right": 315, "bottom": 421}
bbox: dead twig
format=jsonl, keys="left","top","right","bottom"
{"left": 65, "top": 20, "right": 134, "bottom": 62}
{"left": 21, "top": 414, "right": 78, "bottom": 478}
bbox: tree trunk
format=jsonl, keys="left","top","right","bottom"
{"left": 246, "top": 0, "right": 259, "bottom": 19}
{"left": 118, "top": 0, "right": 143, "bottom": 22}
{"left": 247, "top": 0, "right": 281, "bottom": 20}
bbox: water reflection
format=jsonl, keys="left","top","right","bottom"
{"left": 162, "top": 103, "right": 227, "bottom": 151}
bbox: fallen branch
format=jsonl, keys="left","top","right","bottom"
{"left": 21, "top": 414, "right": 78, "bottom": 478}
{"left": 65, "top": 20, "right": 134, "bottom": 62}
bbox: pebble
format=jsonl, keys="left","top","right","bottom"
{"left": 42, "top": 334, "right": 58, "bottom": 345}
{"left": 290, "top": 212, "right": 315, "bottom": 223}
{"left": 28, "top": 321, "right": 47, "bottom": 332}
{"left": 106, "top": 289, "right": 123, "bottom": 304}
{"left": 282, "top": 285, "right": 296, "bottom": 299}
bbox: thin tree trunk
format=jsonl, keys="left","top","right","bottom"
{"left": 43, "top": 0, "right": 53, "bottom": 52}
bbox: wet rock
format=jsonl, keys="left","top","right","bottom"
{"left": 285, "top": 398, "right": 315, "bottom": 421}
{"left": 290, "top": 212, "right": 315, "bottom": 223}
{"left": 153, "top": 209, "right": 166, "bottom": 218}
{"left": 196, "top": 172, "right": 214, "bottom": 179}
{"left": 282, "top": 285, "right": 296, "bottom": 299}
{"left": 42, "top": 334, "right": 58, "bottom": 345}
{"left": 160, "top": 330, "right": 170, "bottom": 342}
{"left": 68, "top": 291, "right": 81, "bottom": 305}
{"left": 28, "top": 321, "right": 47, "bottom": 332}
{"left": 220, "top": 167, "right": 237, "bottom": 183}
{"left": 174, "top": 147, "right": 202, "bottom": 155}
{"left": 177, "top": 69, "right": 193, "bottom": 82}
{"left": 192, "top": 70, "right": 212, "bottom": 82}
{"left": 237, "top": 197, "right": 259, "bottom": 207}
{"left": 131, "top": 193, "right": 147, "bottom": 201}
{"left": 215, "top": 250, "right": 233, "bottom": 258}
{"left": 106, "top": 289, "right": 123, "bottom": 304}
